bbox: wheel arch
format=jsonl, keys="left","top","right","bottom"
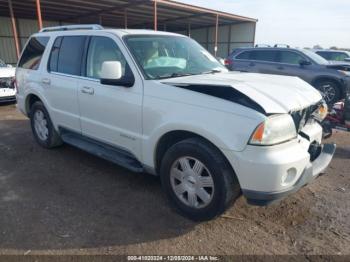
{"left": 154, "top": 130, "right": 237, "bottom": 179}
{"left": 311, "top": 76, "right": 342, "bottom": 89}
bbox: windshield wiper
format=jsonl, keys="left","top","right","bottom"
{"left": 201, "top": 69, "right": 224, "bottom": 74}
{"left": 155, "top": 72, "right": 195, "bottom": 80}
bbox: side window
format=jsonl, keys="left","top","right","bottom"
{"left": 55, "top": 36, "right": 86, "bottom": 76}
{"left": 86, "top": 36, "right": 130, "bottom": 80}
{"left": 250, "top": 50, "right": 277, "bottom": 62}
{"left": 279, "top": 51, "right": 305, "bottom": 65}
{"left": 236, "top": 51, "right": 250, "bottom": 60}
{"left": 18, "top": 36, "right": 49, "bottom": 70}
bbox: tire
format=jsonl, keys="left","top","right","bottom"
{"left": 315, "top": 80, "right": 341, "bottom": 105}
{"left": 30, "top": 101, "right": 63, "bottom": 148}
{"left": 160, "top": 137, "right": 241, "bottom": 221}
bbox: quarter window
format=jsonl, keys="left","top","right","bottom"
{"left": 236, "top": 51, "right": 250, "bottom": 60}
{"left": 279, "top": 51, "right": 305, "bottom": 65}
{"left": 18, "top": 36, "right": 49, "bottom": 70}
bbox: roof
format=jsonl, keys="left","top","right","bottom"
{"left": 0, "top": 0, "right": 257, "bottom": 31}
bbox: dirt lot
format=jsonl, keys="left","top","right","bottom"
{"left": 0, "top": 103, "right": 349, "bottom": 256}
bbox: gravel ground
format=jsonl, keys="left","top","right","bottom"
{"left": 0, "top": 103, "right": 349, "bottom": 256}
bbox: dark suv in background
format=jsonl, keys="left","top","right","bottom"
{"left": 225, "top": 47, "right": 350, "bottom": 104}
{"left": 313, "top": 50, "right": 350, "bottom": 63}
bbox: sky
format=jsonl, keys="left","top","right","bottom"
{"left": 178, "top": 0, "right": 350, "bottom": 49}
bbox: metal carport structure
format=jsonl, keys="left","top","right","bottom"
{"left": 0, "top": 0, "right": 257, "bottom": 64}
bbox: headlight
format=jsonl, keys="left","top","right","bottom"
{"left": 338, "top": 70, "right": 350, "bottom": 76}
{"left": 249, "top": 114, "right": 297, "bottom": 146}
{"left": 312, "top": 101, "right": 328, "bottom": 121}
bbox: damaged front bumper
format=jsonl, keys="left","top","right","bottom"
{"left": 243, "top": 143, "right": 336, "bottom": 206}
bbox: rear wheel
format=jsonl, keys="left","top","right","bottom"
{"left": 30, "top": 101, "right": 62, "bottom": 148}
{"left": 315, "top": 80, "right": 341, "bottom": 104}
{"left": 160, "top": 138, "right": 241, "bottom": 221}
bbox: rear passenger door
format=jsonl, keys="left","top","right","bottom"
{"left": 77, "top": 35, "right": 143, "bottom": 158}
{"left": 45, "top": 35, "right": 87, "bottom": 133}
{"left": 249, "top": 50, "right": 279, "bottom": 74}
{"left": 234, "top": 50, "right": 279, "bottom": 74}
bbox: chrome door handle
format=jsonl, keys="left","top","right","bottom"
{"left": 41, "top": 78, "right": 51, "bottom": 85}
{"left": 81, "top": 86, "right": 94, "bottom": 95}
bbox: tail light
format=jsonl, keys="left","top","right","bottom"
{"left": 224, "top": 58, "right": 233, "bottom": 66}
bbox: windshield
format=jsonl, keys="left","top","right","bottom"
{"left": 124, "top": 35, "right": 227, "bottom": 80}
{"left": 301, "top": 49, "right": 329, "bottom": 65}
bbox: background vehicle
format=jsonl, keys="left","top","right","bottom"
{"left": 225, "top": 47, "right": 350, "bottom": 104}
{"left": 314, "top": 50, "right": 350, "bottom": 63}
{"left": 16, "top": 25, "right": 335, "bottom": 221}
{"left": 0, "top": 59, "right": 16, "bottom": 103}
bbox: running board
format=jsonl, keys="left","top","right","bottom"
{"left": 60, "top": 130, "right": 143, "bottom": 173}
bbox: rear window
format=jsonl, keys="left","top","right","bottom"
{"left": 48, "top": 36, "right": 86, "bottom": 76}
{"left": 18, "top": 36, "right": 49, "bottom": 70}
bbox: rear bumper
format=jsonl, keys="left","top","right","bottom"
{"left": 243, "top": 143, "right": 336, "bottom": 206}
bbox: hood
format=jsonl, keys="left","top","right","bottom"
{"left": 327, "top": 62, "right": 350, "bottom": 70}
{"left": 0, "top": 67, "right": 16, "bottom": 78}
{"left": 162, "top": 72, "right": 322, "bottom": 114}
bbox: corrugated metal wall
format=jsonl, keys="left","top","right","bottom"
{"left": 177, "top": 22, "right": 255, "bottom": 58}
{"left": 0, "top": 16, "right": 61, "bottom": 65}
{"left": 0, "top": 16, "right": 255, "bottom": 64}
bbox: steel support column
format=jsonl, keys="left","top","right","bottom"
{"left": 8, "top": 0, "right": 20, "bottom": 59}
{"left": 154, "top": 0, "right": 158, "bottom": 31}
{"left": 36, "top": 0, "right": 43, "bottom": 30}
{"left": 124, "top": 9, "right": 128, "bottom": 29}
{"left": 214, "top": 13, "right": 219, "bottom": 57}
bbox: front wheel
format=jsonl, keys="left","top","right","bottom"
{"left": 160, "top": 138, "right": 241, "bottom": 221}
{"left": 315, "top": 80, "right": 341, "bottom": 104}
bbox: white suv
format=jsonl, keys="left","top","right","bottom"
{"left": 16, "top": 25, "right": 336, "bottom": 221}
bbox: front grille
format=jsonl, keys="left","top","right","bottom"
{"left": 291, "top": 104, "right": 319, "bottom": 132}
{"left": 0, "top": 77, "right": 13, "bottom": 89}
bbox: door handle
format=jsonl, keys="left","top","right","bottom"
{"left": 41, "top": 78, "right": 51, "bottom": 85}
{"left": 81, "top": 86, "right": 94, "bottom": 95}
{"left": 249, "top": 62, "right": 255, "bottom": 67}
{"left": 277, "top": 66, "right": 284, "bottom": 70}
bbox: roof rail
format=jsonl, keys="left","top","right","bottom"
{"left": 255, "top": 44, "right": 271, "bottom": 48}
{"left": 274, "top": 44, "right": 290, "bottom": 48}
{"left": 40, "top": 24, "right": 103, "bottom": 33}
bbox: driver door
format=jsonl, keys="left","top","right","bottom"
{"left": 77, "top": 35, "right": 143, "bottom": 158}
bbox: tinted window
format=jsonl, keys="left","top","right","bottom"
{"left": 18, "top": 36, "right": 49, "bottom": 70}
{"left": 317, "top": 51, "right": 349, "bottom": 61}
{"left": 250, "top": 50, "right": 277, "bottom": 62}
{"left": 86, "top": 36, "right": 130, "bottom": 79}
{"left": 48, "top": 37, "right": 62, "bottom": 72}
{"left": 236, "top": 51, "right": 250, "bottom": 59}
{"left": 279, "top": 51, "right": 305, "bottom": 65}
{"left": 56, "top": 36, "right": 86, "bottom": 75}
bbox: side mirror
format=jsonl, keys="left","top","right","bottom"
{"left": 344, "top": 58, "right": 350, "bottom": 62}
{"left": 100, "top": 61, "right": 134, "bottom": 87}
{"left": 100, "top": 61, "right": 122, "bottom": 80}
{"left": 299, "top": 60, "right": 311, "bottom": 66}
